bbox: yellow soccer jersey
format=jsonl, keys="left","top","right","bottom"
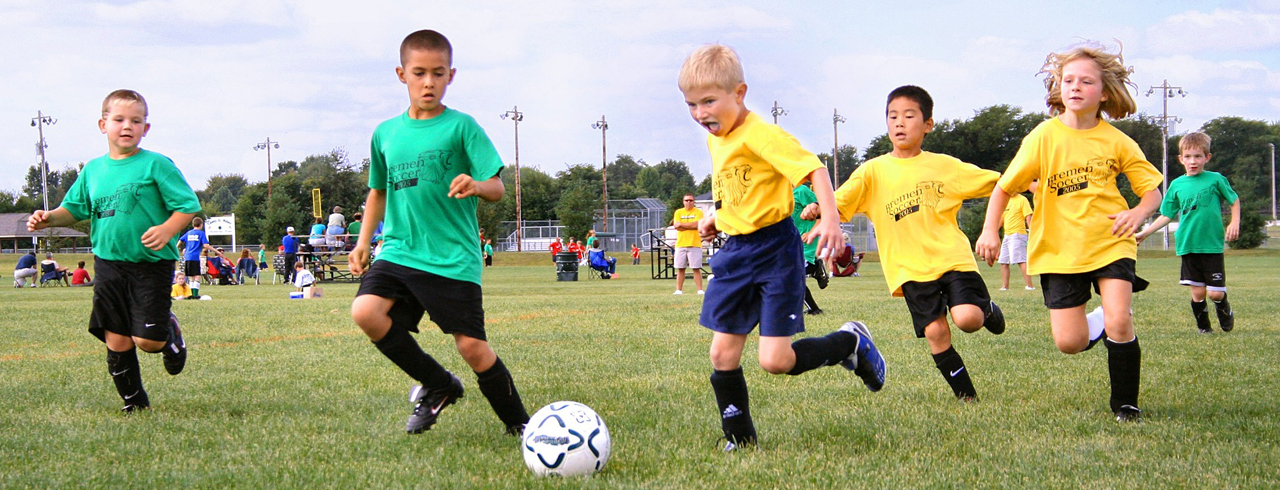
{"left": 708, "top": 112, "right": 824, "bottom": 235}
{"left": 836, "top": 152, "right": 998, "bottom": 296}
{"left": 673, "top": 207, "right": 704, "bottom": 248}
{"left": 1002, "top": 193, "right": 1033, "bottom": 236}
{"left": 998, "top": 118, "right": 1162, "bottom": 275}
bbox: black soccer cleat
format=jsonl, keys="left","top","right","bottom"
{"left": 804, "top": 308, "right": 824, "bottom": 316}
{"left": 121, "top": 403, "right": 150, "bottom": 414}
{"left": 984, "top": 301, "right": 1005, "bottom": 335}
{"left": 406, "top": 374, "right": 464, "bottom": 434}
{"left": 814, "top": 260, "right": 829, "bottom": 290}
{"left": 162, "top": 312, "right": 187, "bottom": 376}
{"left": 1114, "top": 404, "right": 1141, "bottom": 423}
{"left": 505, "top": 423, "right": 525, "bottom": 437}
{"left": 1217, "top": 309, "right": 1234, "bottom": 333}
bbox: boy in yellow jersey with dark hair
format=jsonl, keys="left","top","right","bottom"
{"left": 829, "top": 85, "right": 1005, "bottom": 402}
{"left": 976, "top": 43, "right": 1162, "bottom": 422}
{"left": 679, "top": 43, "right": 885, "bottom": 451}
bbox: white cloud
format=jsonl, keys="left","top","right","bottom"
{"left": 1145, "top": 8, "right": 1280, "bottom": 54}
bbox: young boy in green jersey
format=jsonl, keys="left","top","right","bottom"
{"left": 826, "top": 85, "right": 1005, "bottom": 402}
{"left": 1135, "top": 132, "right": 1239, "bottom": 333}
{"left": 28, "top": 89, "right": 201, "bottom": 412}
{"left": 680, "top": 44, "right": 886, "bottom": 451}
{"left": 349, "top": 29, "right": 529, "bottom": 435}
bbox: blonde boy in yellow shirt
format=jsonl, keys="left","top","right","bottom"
{"left": 830, "top": 85, "right": 1005, "bottom": 402}
{"left": 680, "top": 44, "right": 885, "bottom": 451}
{"left": 976, "top": 44, "right": 1162, "bottom": 422}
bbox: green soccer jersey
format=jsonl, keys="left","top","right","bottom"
{"left": 791, "top": 185, "right": 818, "bottom": 263}
{"left": 368, "top": 108, "right": 504, "bottom": 284}
{"left": 61, "top": 149, "right": 202, "bottom": 262}
{"left": 1159, "top": 171, "right": 1238, "bottom": 255}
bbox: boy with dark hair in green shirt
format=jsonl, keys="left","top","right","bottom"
{"left": 348, "top": 29, "right": 529, "bottom": 435}
{"left": 29, "top": 89, "right": 201, "bottom": 412}
{"left": 1136, "top": 132, "right": 1240, "bottom": 333}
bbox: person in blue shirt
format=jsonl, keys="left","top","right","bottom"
{"left": 180, "top": 217, "right": 215, "bottom": 298}
{"left": 14, "top": 251, "right": 38, "bottom": 288}
{"left": 282, "top": 226, "right": 299, "bottom": 283}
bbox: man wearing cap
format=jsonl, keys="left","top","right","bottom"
{"left": 282, "top": 226, "right": 299, "bottom": 283}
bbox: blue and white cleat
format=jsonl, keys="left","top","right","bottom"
{"left": 838, "top": 321, "right": 886, "bottom": 392}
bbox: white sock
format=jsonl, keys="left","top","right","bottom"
{"left": 1086, "top": 306, "right": 1106, "bottom": 342}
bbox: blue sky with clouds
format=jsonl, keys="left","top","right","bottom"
{"left": 2, "top": 0, "right": 1277, "bottom": 197}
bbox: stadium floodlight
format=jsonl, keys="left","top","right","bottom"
{"left": 771, "top": 100, "right": 788, "bottom": 125}
{"left": 31, "top": 111, "right": 57, "bottom": 211}
{"left": 501, "top": 106, "right": 525, "bottom": 251}
{"left": 254, "top": 138, "right": 281, "bottom": 200}
{"left": 833, "top": 109, "right": 847, "bottom": 187}
{"left": 1145, "top": 80, "right": 1187, "bottom": 250}
{"left": 592, "top": 115, "right": 609, "bottom": 230}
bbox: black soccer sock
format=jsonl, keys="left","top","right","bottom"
{"left": 788, "top": 330, "right": 857, "bottom": 375}
{"left": 803, "top": 286, "right": 820, "bottom": 312}
{"left": 1104, "top": 336, "right": 1141, "bottom": 413}
{"left": 476, "top": 357, "right": 530, "bottom": 430}
{"left": 1190, "top": 300, "right": 1210, "bottom": 331}
{"left": 710, "top": 368, "right": 756, "bottom": 444}
{"left": 933, "top": 346, "right": 977, "bottom": 400}
{"left": 107, "top": 348, "right": 148, "bottom": 408}
{"left": 1213, "top": 294, "right": 1232, "bottom": 317}
{"left": 373, "top": 325, "right": 454, "bottom": 390}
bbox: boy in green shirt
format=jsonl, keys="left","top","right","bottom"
{"left": 29, "top": 89, "right": 201, "bottom": 412}
{"left": 349, "top": 30, "right": 529, "bottom": 435}
{"left": 1136, "top": 132, "right": 1240, "bottom": 333}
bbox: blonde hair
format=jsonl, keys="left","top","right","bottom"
{"left": 1179, "top": 132, "right": 1212, "bottom": 154}
{"left": 678, "top": 44, "right": 744, "bottom": 93}
{"left": 102, "top": 89, "right": 148, "bottom": 117}
{"left": 1040, "top": 42, "right": 1136, "bottom": 120}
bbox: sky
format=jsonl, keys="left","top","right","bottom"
{"left": 2, "top": 0, "right": 1278, "bottom": 197}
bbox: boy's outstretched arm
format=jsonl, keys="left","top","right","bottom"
{"left": 448, "top": 175, "right": 505, "bottom": 201}
{"left": 1109, "top": 190, "right": 1162, "bottom": 238}
{"left": 975, "top": 187, "right": 1011, "bottom": 266}
{"left": 804, "top": 168, "right": 845, "bottom": 259}
{"left": 1134, "top": 214, "right": 1173, "bottom": 244}
{"left": 349, "top": 188, "right": 386, "bottom": 276}
{"left": 27, "top": 208, "right": 76, "bottom": 232}
{"left": 142, "top": 211, "right": 197, "bottom": 251}
{"left": 1226, "top": 198, "right": 1241, "bottom": 241}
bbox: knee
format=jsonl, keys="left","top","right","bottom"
{"left": 1054, "top": 337, "right": 1085, "bottom": 355}
{"left": 709, "top": 347, "right": 740, "bottom": 371}
{"left": 455, "top": 338, "right": 493, "bottom": 367}
{"left": 952, "top": 309, "right": 984, "bottom": 333}
{"left": 135, "top": 338, "right": 166, "bottom": 353}
{"left": 1208, "top": 290, "right": 1225, "bottom": 302}
{"left": 758, "top": 359, "right": 789, "bottom": 375}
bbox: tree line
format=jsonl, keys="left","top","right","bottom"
{"left": 4, "top": 107, "right": 1276, "bottom": 248}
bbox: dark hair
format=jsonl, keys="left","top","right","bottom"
{"left": 400, "top": 29, "right": 452, "bottom": 66}
{"left": 353, "top": 212, "right": 363, "bottom": 220}
{"left": 192, "top": 216, "right": 204, "bottom": 228}
{"left": 78, "top": 260, "right": 85, "bottom": 268}
{"left": 886, "top": 85, "right": 934, "bottom": 120}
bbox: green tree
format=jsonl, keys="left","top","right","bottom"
{"left": 1201, "top": 117, "right": 1278, "bottom": 213}
{"left": 556, "top": 182, "right": 598, "bottom": 240}
{"left": 1228, "top": 210, "right": 1268, "bottom": 249}
{"left": 816, "top": 144, "right": 862, "bottom": 184}
{"left": 636, "top": 159, "right": 696, "bottom": 213}
{"left": 255, "top": 192, "right": 305, "bottom": 248}
{"left": 515, "top": 167, "right": 559, "bottom": 220}
{"left": 606, "top": 154, "right": 645, "bottom": 198}
{"left": 232, "top": 183, "right": 269, "bottom": 244}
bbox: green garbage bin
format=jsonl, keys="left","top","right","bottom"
{"left": 555, "top": 251, "right": 578, "bottom": 281}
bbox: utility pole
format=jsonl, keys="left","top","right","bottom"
{"left": 1270, "top": 142, "right": 1276, "bottom": 221}
{"left": 770, "top": 100, "right": 787, "bottom": 125}
{"left": 31, "top": 111, "right": 56, "bottom": 211}
{"left": 592, "top": 115, "right": 609, "bottom": 231}
{"left": 832, "top": 109, "right": 847, "bottom": 187}
{"left": 1146, "top": 79, "right": 1186, "bottom": 250}
{"left": 501, "top": 106, "right": 524, "bottom": 251}
{"left": 254, "top": 138, "right": 281, "bottom": 200}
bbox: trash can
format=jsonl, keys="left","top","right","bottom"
{"left": 555, "top": 251, "right": 578, "bottom": 281}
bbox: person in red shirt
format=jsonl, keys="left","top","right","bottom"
{"left": 567, "top": 240, "right": 583, "bottom": 262}
{"left": 549, "top": 237, "right": 563, "bottom": 263}
{"left": 71, "top": 260, "right": 93, "bottom": 287}
{"left": 631, "top": 243, "right": 641, "bottom": 265}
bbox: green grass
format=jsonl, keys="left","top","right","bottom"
{"left": 1, "top": 251, "right": 1278, "bottom": 488}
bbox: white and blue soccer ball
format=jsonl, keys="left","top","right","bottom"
{"left": 521, "top": 401, "right": 611, "bottom": 477}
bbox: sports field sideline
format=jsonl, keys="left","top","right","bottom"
{"left": 1, "top": 250, "right": 1277, "bottom": 488}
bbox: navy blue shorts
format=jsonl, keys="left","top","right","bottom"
{"left": 699, "top": 220, "right": 806, "bottom": 337}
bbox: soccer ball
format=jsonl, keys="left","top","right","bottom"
{"left": 521, "top": 401, "right": 611, "bottom": 477}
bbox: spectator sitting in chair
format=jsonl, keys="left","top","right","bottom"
{"left": 236, "top": 249, "right": 259, "bottom": 285}
{"left": 587, "top": 242, "right": 617, "bottom": 278}
{"left": 71, "top": 260, "right": 93, "bottom": 287}
{"left": 293, "top": 260, "right": 315, "bottom": 291}
{"left": 211, "top": 248, "right": 237, "bottom": 285}
{"left": 13, "top": 251, "right": 37, "bottom": 288}
{"left": 309, "top": 217, "right": 328, "bottom": 251}
{"left": 40, "top": 252, "right": 70, "bottom": 286}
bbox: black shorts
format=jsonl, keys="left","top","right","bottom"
{"left": 88, "top": 258, "right": 175, "bottom": 343}
{"left": 1039, "top": 258, "right": 1149, "bottom": 309}
{"left": 900, "top": 270, "right": 991, "bottom": 338}
{"left": 1180, "top": 253, "right": 1226, "bottom": 291}
{"left": 355, "top": 260, "right": 487, "bottom": 341}
{"left": 183, "top": 260, "right": 201, "bottom": 278}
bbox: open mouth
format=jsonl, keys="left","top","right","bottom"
{"left": 701, "top": 121, "right": 720, "bottom": 134}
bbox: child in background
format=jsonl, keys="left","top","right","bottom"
{"left": 294, "top": 261, "right": 315, "bottom": 290}
{"left": 71, "top": 260, "right": 93, "bottom": 287}
{"left": 976, "top": 43, "right": 1162, "bottom": 422}
{"left": 172, "top": 271, "right": 191, "bottom": 299}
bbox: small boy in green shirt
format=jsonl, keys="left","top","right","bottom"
{"left": 29, "top": 89, "right": 201, "bottom": 412}
{"left": 1136, "top": 132, "right": 1240, "bottom": 333}
{"left": 348, "top": 30, "right": 528, "bottom": 435}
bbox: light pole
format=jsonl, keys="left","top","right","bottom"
{"left": 832, "top": 109, "right": 847, "bottom": 187}
{"left": 592, "top": 115, "right": 609, "bottom": 231}
{"left": 770, "top": 100, "right": 788, "bottom": 125}
{"left": 31, "top": 111, "right": 56, "bottom": 211}
{"left": 501, "top": 106, "right": 524, "bottom": 251}
{"left": 254, "top": 138, "right": 281, "bottom": 200}
{"left": 1270, "top": 142, "right": 1276, "bottom": 221}
{"left": 1146, "top": 79, "right": 1186, "bottom": 250}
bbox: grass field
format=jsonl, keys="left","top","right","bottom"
{"left": 1, "top": 250, "right": 1278, "bottom": 489}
